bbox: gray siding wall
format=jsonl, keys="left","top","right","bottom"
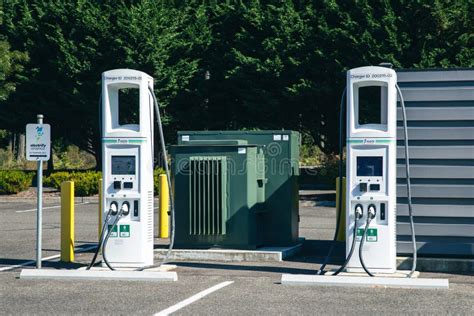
{"left": 396, "top": 69, "right": 474, "bottom": 257}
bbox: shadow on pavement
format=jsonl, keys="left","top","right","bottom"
{"left": 0, "top": 258, "right": 84, "bottom": 270}
{"left": 174, "top": 261, "right": 318, "bottom": 275}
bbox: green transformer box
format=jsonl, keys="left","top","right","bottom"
{"left": 171, "top": 131, "right": 300, "bottom": 249}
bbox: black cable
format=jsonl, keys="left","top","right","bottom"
{"left": 136, "top": 87, "right": 175, "bottom": 271}
{"left": 331, "top": 215, "right": 360, "bottom": 276}
{"left": 359, "top": 217, "right": 375, "bottom": 277}
{"left": 102, "top": 208, "right": 124, "bottom": 271}
{"left": 86, "top": 208, "right": 113, "bottom": 270}
{"left": 317, "top": 88, "right": 346, "bottom": 275}
{"left": 396, "top": 84, "right": 417, "bottom": 278}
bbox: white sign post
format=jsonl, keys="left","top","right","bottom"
{"left": 26, "top": 115, "right": 50, "bottom": 269}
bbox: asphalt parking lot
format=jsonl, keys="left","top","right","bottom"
{"left": 0, "top": 193, "right": 473, "bottom": 315}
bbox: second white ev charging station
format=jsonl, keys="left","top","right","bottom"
{"left": 317, "top": 64, "right": 417, "bottom": 278}
{"left": 279, "top": 65, "right": 445, "bottom": 288}
{"left": 345, "top": 66, "right": 397, "bottom": 273}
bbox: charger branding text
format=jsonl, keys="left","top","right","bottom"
{"left": 105, "top": 76, "right": 142, "bottom": 81}
{"left": 351, "top": 73, "right": 393, "bottom": 79}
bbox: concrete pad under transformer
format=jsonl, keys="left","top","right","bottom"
{"left": 20, "top": 269, "right": 178, "bottom": 282}
{"left": 281, "top": 274, "right": 449, "bottom": 289}
{"left": 154, "top": 242, "right": 303, "bottom": 262}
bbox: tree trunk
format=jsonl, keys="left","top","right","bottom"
{"left": 12, "top": 133, "right": 17, "bottom": 157}
{"left": 8, "top": 133, "right": 13, "bottom": 153}
{"left": 16, "top": 133, "right": 25, "bottom": 160}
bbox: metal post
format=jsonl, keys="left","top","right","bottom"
{"left": 36, "top": 114, "right": 43, "bottom": 269}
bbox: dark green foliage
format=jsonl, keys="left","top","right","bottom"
{"left": 0, "top": 40, "right": 28, "bottom": 101}
{"left": 0, "top": 170, "right": 32, "bottom": 194}
{"left": 68, "top": 171, "right": 102, "bottom": 196}
{"left": 43, "top": 171, "right": 73, "bottom": 189}
{"left": 44, "top": 171, "right": 101, "bottom": 196}
{"left": 0, "top": 0, "right": 472, "bottom": 160}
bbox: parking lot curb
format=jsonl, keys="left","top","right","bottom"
{"left": 281, "top": 274, "right": 449, "bottom": 289}
{"left": 19, "top": 269, "right": 178, "bottom": 282}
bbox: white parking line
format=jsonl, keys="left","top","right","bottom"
{"left": 154, "top": 281, "right": 234, "bottom": 316}
{"left": 0, "top": 245, "right": 97, "bottom": 272}
{"left": 16, "top": 202, "right": 90, "bottom": 213}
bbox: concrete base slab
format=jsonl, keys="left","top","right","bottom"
{"left": 327, "top": 270, "right": 420, "bottom": 278}
{"left": 20, "top": 269, "right": 178, "bottom": 282}
{"left": 77, "top": 264, "right": 177, "bottom": 272}
{"left": 154, "top": 243, "right": 303, "bottom": 262}
{"left": 281, "top": 274, "right": 448, "bottom": 289}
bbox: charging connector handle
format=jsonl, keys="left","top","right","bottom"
{"left": 109, "top": 201, "right": 118, "bottom": 216}
{"left": 121, "top": 201, "right": 130, "bottom": 216}
{"left": 367, "top": 204, "right": 376, "bottom": 219}
{"left": 355, "top": 204, "right": 363, "bottom": 220}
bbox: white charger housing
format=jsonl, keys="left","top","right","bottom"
{"left": 345, "top": 66, "right": 397, "bottom": 273}
{"left": 101, "top": 69, "right": 154, "bottom": 267}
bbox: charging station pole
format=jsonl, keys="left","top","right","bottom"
{"left": 26, "top": 114, "right": 51, "bottom": 269}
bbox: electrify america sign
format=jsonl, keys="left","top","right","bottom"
{"left": 26, "top": 124, "right": 51, "bottom": 161}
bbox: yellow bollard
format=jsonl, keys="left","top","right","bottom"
{"left": 60, "top": 181, "right": 75, "bottom": 262}
{"left": 159, "top": 174, "right": 170, "bottom": 238}
{"left": 98, "top": 179, "right": 102, "bottom": 238}
{"left": 335, "top": 177, "right": 346, "bottom": 241}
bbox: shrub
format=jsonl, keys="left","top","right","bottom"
{"left": 45, "top": 170, "right": 102, "bottom": 196}
{"left": 0, "top": 170, "right": 33, "bottom": 194}
{"left": 71, "top": 171, "right": 101, "bottom": 196}
{"left": 44, "top": 169, "right": 167, "bottom": 196}
{"left": 53, "top": 145, "right": 96, "bottom": 170}
{"left": 316, "top": 155, "right": 342, "bottom": 186}
{"left": 300, "top": 144, "right": 324, "bottom": 167}
{"left": 43, "top": 168, "right": 165, "bottom": 196}
{"left": 44, "top": 171, "right": 71, "bottom": 188}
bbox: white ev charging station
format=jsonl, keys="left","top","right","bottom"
{"left": 345, "top": 66, "right": 397, "bottom": 273}
{"left": 100, "top": 69, "right": 155, "bottom": 268}
{"left": 20, "top": 68, "right": 178, "bottom": 281}
{"left": 281, "top": 65, "right": 448, "bottom": 288}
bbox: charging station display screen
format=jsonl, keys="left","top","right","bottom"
{"left": 112, "top": 156, "right": 136, "bottom": 175}
{"left": 357, "top": 156, "right": 383, "bottom": 177}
